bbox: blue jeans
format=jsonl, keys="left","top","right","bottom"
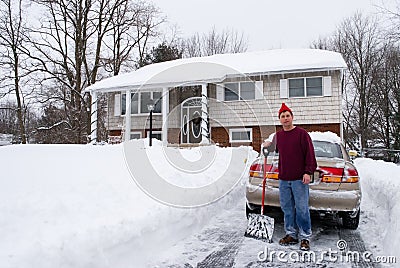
{"left": 279, "top": 180, "right": 312, "bottom": 240}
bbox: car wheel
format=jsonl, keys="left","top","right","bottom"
{"left": 340, "top": 209, "right": 360, "bottom": 229}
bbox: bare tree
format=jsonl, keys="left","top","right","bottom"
{"left": 375, "top": 0, "right": 400, "bottom": 41}
{"left": 333, "top": 13, "right": 384, "bottom": 149}
{"left": 0, "top": 0, "right": 27, "bottom": 143}
{"left": 376, "top": 0, "right": 400, "bottom": 149}
{"left": 20, "top": 0, "right": 166, "bottom": 143}
{"left": 184, "top": 33, "right": 202, "bottom": 57}
{"left": 102, "top": 0, "right": 165, "bottom": 75}
{"left": 183, "top": 26, "right": 248, "bottom": 57}
{"left": 378, "top": 44, "right": 400, "bottom": 149}
{"left": 0, "top": 102, "right": 17, "bottom": 134}
{"left": 24, "top": 0, "right": 126, "bottom": 143}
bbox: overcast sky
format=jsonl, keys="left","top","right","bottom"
{"left": 150, "top": 0, "right": 396, "bottom": 52}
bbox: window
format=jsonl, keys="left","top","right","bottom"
{"left": 306, "top": 77, "right": 323, "bottom": 96}
{"left": 121, "top": 91, "right": 162, "bottom": 115}
{"left": 224, "top": 82, "right": 255, "bottom": 101}
{"left": 130, "top": 132, "right": 142, "bottom": 140}
{"left": 289, "top": 77, "right": 323, "bottom": 97}
{"left": 312, "top": 140, "right": 343, "bottom": 158}
{"left": 288, "top": 79, "right": 304, "bottom": 97}
{"left": 146, "top": 130, "right": 162, "bottom": 141}
{"left": 240, "top": 82, "right": 256, "bottom": 100}
{"left": 225, "top": 83, "right": 239, "bottom": 101}
{"left": 229, "top": 128, "right": 253, "bottom": 143}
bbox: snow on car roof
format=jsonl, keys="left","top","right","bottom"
{"left": 309, "top": 131, "right": 341, "bottom": 143}
{"left": 86, "top": 48, "right": 347, "bottom": 92}
{"left": 264, "top": 131, "right": 341, "bottom": 143}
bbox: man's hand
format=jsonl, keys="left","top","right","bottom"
{"left": 262, "top": 141, "right": 271, "bottom": 148}
{"left": 302, "top": 173, "right": 311, "bottom": 184}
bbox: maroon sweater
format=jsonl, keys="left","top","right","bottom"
{"left": 270, "top": 127, "right": 317, "bottom": 181}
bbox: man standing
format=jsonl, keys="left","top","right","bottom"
{"left": 263, "top": 103, "right": 317, "bottom": 251}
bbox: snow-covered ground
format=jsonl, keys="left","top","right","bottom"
{"left": 0, "top": 140, "right": 256, "bottom": 268}
{"left": 0, "top": 139, "right": 399, "bottom": 267}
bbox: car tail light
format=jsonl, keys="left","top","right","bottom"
{"left": 265, "top": 163, "right": 279, "bottom": 180}
{"left": 319, "top": 167, "right": 343, "bottom": 183}
{"left": 342, "top": 164, "right": 359, "bottom": 183}
{"left": 318, "top": 164, "right": 359, "bottom": 183}
{"left": 249, "top": 162, "right": 263, "bottom": 178}
{"left": 249, "top": 161, "right": 279, "bottom": 179}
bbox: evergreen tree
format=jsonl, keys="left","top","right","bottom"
{"left": 139, "top": 42, "right": 182, "bottom": 67}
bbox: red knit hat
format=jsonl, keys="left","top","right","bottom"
{"left": 278, "top": 103, "right": 292, "bottom": 118}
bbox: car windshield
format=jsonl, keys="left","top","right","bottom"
{"left": 312, "top": 140, "right": 343, "bottom": 159}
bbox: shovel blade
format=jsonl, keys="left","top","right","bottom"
{"left": 244, "top": 213, "right": 274, "bottom": 243}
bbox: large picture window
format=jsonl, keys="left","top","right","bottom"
{"left": 224, "top": 82, "right": 255, "bottom": 101}
{"left": 121, "top": 91, "right": 162, "bottom": 115}
{"left": 289, "top": 77, "right": 323, "bottom": 97}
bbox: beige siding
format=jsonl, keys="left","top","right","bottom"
{"left": 106, "top": 70, "right": 343, "bottom": 139}
{"left": 208, "top": 70, "right": 342, "bottom": 128}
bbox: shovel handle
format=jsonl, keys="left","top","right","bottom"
{"left": 261, "top": 155, "right": 267, "bottom": 215}
{"left": 262, "top": 147, "right": 269, "bottom": 157}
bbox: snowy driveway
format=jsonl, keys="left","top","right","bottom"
{"left": 151, "top": 199, "right": 377, "bottom": 268}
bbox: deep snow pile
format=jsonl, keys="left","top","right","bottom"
{"left": 0, "top": 140, "right": 257, "bottom": 268}
{"left": 1, "top": 138, "right": 400, "bottom": 267}
{"left": 354, "top": 158, "right": 400, "bottom": 264}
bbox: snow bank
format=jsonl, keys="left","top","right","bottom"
{"left": 0, "top": 141, "right": 257, "bottom": 268}
{"left": 355, "top": 158, "right": 400, "bottom": 265}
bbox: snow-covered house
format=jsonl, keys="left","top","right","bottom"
{"left": 86, "top": 49, "right": 347, "bottom": 151}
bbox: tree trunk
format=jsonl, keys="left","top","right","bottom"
{"left": 13, "top": 47, "right": 26, "bottom": 143}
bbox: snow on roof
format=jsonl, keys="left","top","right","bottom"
{"left": 87, "top": 49, "right": 347, "bottom": 92}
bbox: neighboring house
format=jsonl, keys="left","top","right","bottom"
{"left": 86, "top": 49, "right": 347, "bottom": 151}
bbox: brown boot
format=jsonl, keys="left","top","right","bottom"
{"left": 300, "top": 239, "right": 310, "bottom": 251}
{"left": 279, "top": 234, "right": 299, "bottom": 245}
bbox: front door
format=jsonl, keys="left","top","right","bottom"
{"left": 181, "top": 97, "right": 202, "bottom": 143}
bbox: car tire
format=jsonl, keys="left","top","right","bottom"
{"left": 340, "top": 208, "right": 360, "bottom": 229}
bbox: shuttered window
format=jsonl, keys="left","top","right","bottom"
{"left": 288, "top": 77, "right": 323, "bottom": 97}
{"left": 224, "top": 82, "right": 256, "bottom": 101}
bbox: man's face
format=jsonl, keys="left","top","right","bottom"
{"left": 279, "top": 111, "right": 293, "bottom": 128}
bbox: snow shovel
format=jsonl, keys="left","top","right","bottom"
{"left": 244, "top": 147, "right": 274, "bottom": 243}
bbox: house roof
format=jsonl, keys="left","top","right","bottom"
{"left": 86, "top": 49, "right": 347, "bottom": 93}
